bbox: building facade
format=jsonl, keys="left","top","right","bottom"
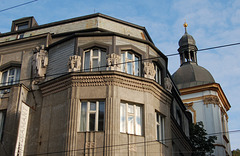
{"left": 0, "top": 14, "right": 191, "bottom": 156}
{"left": 172, "top": 23, "right": 231, "bottom": 156}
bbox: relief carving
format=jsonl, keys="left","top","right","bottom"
{"left": 203, "top": 95, "right": 220, "bottom": 106}
{"left": 143, "top": 62, "right": 156, "bottom": 80}
{"left": 32, "top": 45, "right": 48, "bottom": 85}
{"left": 107, "top": 53, "right": 121, "bottom": 71}
{"left": 68, "top": 55, "right": 81, "bottom": 72}
{"left": 164, "top": 77, "right": 172, "bottom": 93}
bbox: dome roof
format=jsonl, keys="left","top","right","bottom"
{"left": 172, "top": 62, "right": 215, "bottom": 89}
{"left": 178, "top": 32, "right": 196, "bottom": 47}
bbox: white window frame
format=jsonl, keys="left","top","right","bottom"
{"left": 80, "top": 100, "right": 105, "bottom": 132}
{"left": 1, "top": 68, "right": 21, "bottom": 86}
{"left": 83, "top": 48, "right": 106, "bottom": 72}
{"left": 154, "top": 63, "right": 162, "bottom": 85}
{"left": 121, "top": 51, "right": 140, "bottom": 76}
{"left": 120, "top": 102, "right": 143, "bottom": 135}
{"left": 156, "top": 112, "right": 165, "bottom": 143}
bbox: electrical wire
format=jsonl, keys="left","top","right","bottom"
{"left": 0, "top": 0, "right": 39, "bottom": 13}
{"left": 0, "top": 41, "right": 239, "bottom": 86}
{"left": 25, "top": 129, "right": 240, "bottom": 156}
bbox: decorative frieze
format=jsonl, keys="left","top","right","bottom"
{"left": 143, "top": 62, "right": 156, "bottom": 80}
{"left": 32, "top": 45, "right": 48, "bottom": 85}
{"left": 107, "top": 53, "right": 121, "bottom": 71}
{"left": 68, "top": 55, "right": 81, "bottom": 72}
{"left": 164, "top": 77, "right": 172, "bottom": 93}
{"left": 203, "top": 95, "right": 220, "bottom": 106}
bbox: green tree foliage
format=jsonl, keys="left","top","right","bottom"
{"left": 190, "top": 121, "right": 217, "bottom": 156}
{"left": 232, "top": 149, "right": 240, "bottom": 156}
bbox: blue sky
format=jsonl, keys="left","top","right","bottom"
{"left": 1, "top": 0, "right": 240, "bottom": 150}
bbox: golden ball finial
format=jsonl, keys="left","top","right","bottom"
{"left": 183, "top": 21, "right": 188, "bottom": 28}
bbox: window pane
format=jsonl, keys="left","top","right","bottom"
{"left": 1, "top": 72, "right": 7, "bottom": 86}
{"left": 121, "top": 53, "right": 125, "bottom": 72}
{"left": 89, "top": 114, "right": 95, "bottom": 131}
{"left": 90, "top": 102, "right": 96, "bottom": 111}
{"left": 92, "top": 59, "right": 99, "bottom": 71}
{"left": 100, "top": 51, "right": 106, "bottom": 71}
{"left": 84, "top": 52, "right": 90, "bottom": 71}
{"left": 8, "top": 76, "right": 14, "bottom": 85}
{"left": 156, "top": 113, "right": 159, "bottom": 123}
{"left": 128, "top": 116, "right": 134, "bottom": 134}
{"left": 93, "top": 49, "right": 98, "bottom": 56}
{"left": 80, "top": 102, "right": 87, "bottom": 131}
{"left": 127, "top": 62, "right": 133, "bottom": 74}
{"left": 128, "top": 105, "right": 134, "bottom": 114}
{"left": 16, "top": 68, "right": 21, "bottom": 83}
{"left": 135, "top": 56, "right": 139, "bottom": 76}
{"left": 157, "top": 125, "right": 160, "bottom": 141}
{"left": 120, "top": 103, "right": 126, "bottom": 133}
{"left": 98, "top": 101, "right": 105, "bottom": 131}
{"left": 0, "top": 111, "right": 5, "bottom": 140}
{"left": 136, "top": 106, "right": 142, "bottom": 135}
{"left": 127, "top": 52, "right": 133, "bottom": 60}
{"left": 9, "top": 68, "right": 15, "bottom": 76}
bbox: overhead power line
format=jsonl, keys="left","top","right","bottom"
{"left": 0, "top": 0, "right": 39, "bottom": 13}
{"left": 25, "top": 129, "right": 240, "bottom": 156}
{"left": 0, "top": 41, "right": 239, "bottom": 86}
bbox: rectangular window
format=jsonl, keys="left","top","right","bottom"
{"left": 120, "top": 102, "right": 143, "bottom": 135}
{"left": 154, "top": 64, "right": 162, "bottom": 85}
{"left": 83, "top": 48, "right": 106, "bottom": 72}
{"left": 80, "top": 101, "right": 105, "bottom": 132}
{"left": 0, "top": 110, "right": 6, "bottom": 141}
{"left": 121, "top": 51, "right": 140, "bottom": 76}
{"left": 156, "top": 112, "right": 165, "bottom": 143}
{"left": 1, "top": 68, "right": 21, "bottom": 86}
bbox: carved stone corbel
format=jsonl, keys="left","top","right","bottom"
{"left": 107, "top": 53, "right": 121, "bottom": 71}
{"left": 143, "top": 62, "right": 156, "bottom": 80}
{"left": 68, "top": 55, "right": 81, "bottom": 72}
{"left": 164, "top": 77, "right": 172, "bottom": 93}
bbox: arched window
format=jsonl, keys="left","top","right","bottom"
{"left": 83, "top": 47, "right": 106, "bottom": 72}
{"left": 121, "top": 51, "right": 140, "bottom": 76}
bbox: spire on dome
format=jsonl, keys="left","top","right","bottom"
{"left": 183, "top": 21, "right": 188, "bottom": 33}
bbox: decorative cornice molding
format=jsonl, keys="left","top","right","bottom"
{"left": 180, "top": 83, "right": 231, "bottom": 111}
{"left": 40, "top": 72, "right": 172, "bottom": 103}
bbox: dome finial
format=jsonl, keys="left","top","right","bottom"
{"left": 183, "top": 20, "right": 188, "bottom": 33}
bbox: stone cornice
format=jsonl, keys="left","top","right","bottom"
{"left": 39, "top": 71, "right": 172, "bottom": 103}
{"left": 180, "top": 83, "right": 231, "bottom": 111}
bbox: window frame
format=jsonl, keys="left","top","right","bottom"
{"left": 1, "top": 68, "right": 21, "bottom": 87}
{"left": 83, "top": 47, "right": 106, "bottom": 72}
{"left": 156, "top": 112, "right": 165, "bottom": 143}
{"left": 120, "top": 102, "right": 143, "bottom": 136}
{"left": 79, "top": 100, "right": 105, "bottom": 132}
{"left": 121, "top": 51, "right": 141, "bottom": 76}
{"left": 154, "top": 63, "right": 162, "bottom": 85}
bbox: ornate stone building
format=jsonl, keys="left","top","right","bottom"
{"left": 0, "top": 14, "right": 192, "bottom": 156}
{"left": 172, "top": 23, "right": 231, "bottom": 156}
